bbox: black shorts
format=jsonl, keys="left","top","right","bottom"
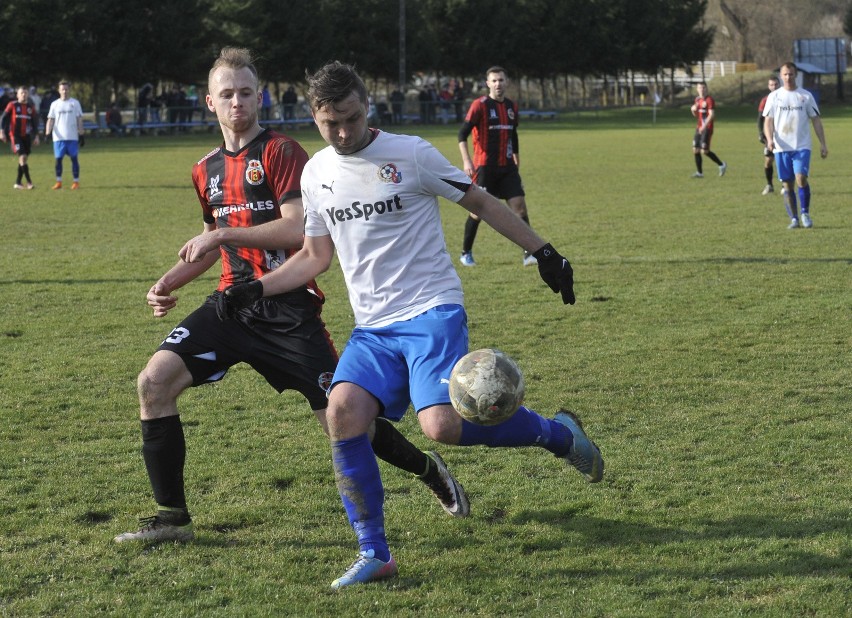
{"left": 693, "top": 128, "right": 713, "bottom": 150}
{"left": 11, "top": 135, "right": 32, "bottom": 156}
{"left": 157, "top": 289, "right": 338, "bottom": 410}
{"left": 473, "top": 166, "right": 525, "bottom": 200}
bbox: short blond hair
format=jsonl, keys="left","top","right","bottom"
{"left": 208, "top": 47, "right": 259, "bottom": 91}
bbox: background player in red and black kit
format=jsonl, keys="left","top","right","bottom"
{"left": 0, "top": 86, "right": 40, "bottom": 189}
{"left": 116, "top": 47, "right": 467, "bottom": 543}
{"left": 690, "top": 81, "right": 727, "bottom": 178}
{"left": 458, "top": 66, "right": 538, "bottom": 267}
{"left": 758, "top": 75, "right": 779, "bottom": 195}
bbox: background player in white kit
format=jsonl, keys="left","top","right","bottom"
{"left": 45, "top": 81, "right": 84, "bottom": 190}
{"left": 762, "top": 62, "right": 828, "bottom": 229}
{"left": 218, "top": 61, "right": 603, "bottom": 590}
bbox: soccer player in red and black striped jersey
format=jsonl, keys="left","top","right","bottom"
{"left": 458, "top": 66, "right": 538, "bottom": 267}
{"left": 690, "top": 81, "right": 727, "bottom": 178}
{"left": 116, "top": 48, "right": 466, "bottom": 544}
{"left": 0, "top": 86, "right": 40, "bottom": 189}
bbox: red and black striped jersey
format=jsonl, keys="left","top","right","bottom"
{"left": 694, "top": 95, "right": 715, "bottom": 130}
{"left": 2, "top": 100, "right": 38, "bottom": 138}
{"left": 462, "top": 96, "right": 519, "bottom": 168}
{"left": 192, "top": 129, "right": 321, "bottom": 296}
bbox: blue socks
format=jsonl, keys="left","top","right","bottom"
{"left": 798, "top": 185, "right": 811, "bottom": 214}
{"left": 332, "top": 434, "right": 390, "bottom": 561}
{"left": 458, "top": 406, "right": 572, "bottom": 455}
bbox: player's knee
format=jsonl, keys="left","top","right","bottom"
{"left": 418, "top": 406, "right": 462, "bottom": 445}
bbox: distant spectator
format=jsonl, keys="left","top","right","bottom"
{"left": 106, "top": 104, "right": 125, "bottom": 136}
{"left": 390, "top": 88, "right": 404, "bottom": 124}
{"left": 137, "top": 83, "right": 154, "bottom": 125}
{"left": 452, "top": 80, "right": 465, "bottom": 123}
{"left": 261, "top": 83, "right": 272, "bottom": 121}
{"left": 28, "top": 87, "right": 41, "bottom": 115}
{"left": 39, "top": 86, "right": 59, "bottom": 133}
{"left": 281, "top": 86, "right": 297, "bottom": 120}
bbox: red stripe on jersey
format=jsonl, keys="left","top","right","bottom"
{"left": 3, "top": 101, "right": 38, "bottom": 137}
{"left": 191, "top": 130, "right": 316, "bottom": 294}
{"left": 465, "top": 96, "right": 518, "bottom": 168}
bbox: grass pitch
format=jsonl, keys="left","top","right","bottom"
{"left": 0, "top": 106, "right": 849, "bottom": 616}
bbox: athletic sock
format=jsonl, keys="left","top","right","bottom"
{"left": 157, "top": 505, "right": 191, "bottom": 525}
{"left": 141, "top": 416, "right": 187, "bottom": 509}
{"left": 694, "top": 153, "right": 703, "bottom": 174}
{"left": 462, "top": 216, "right": 480, "bottom": 254}
{"left": 764, "top": 167, "right": 773, "bottom": 185}
{"left": 370, "top": 417, "right": 430, "bottom": 476}
{"left": 332, "top": 434, "right": 389, "bottom": 561}
{"left": 16, "top": 165, "right": 23, "bottom": 184}
{"left": 457, "top": 405, "right": 572, "bottom": 454}
{"left": 799, "top": 185, "right": 811, "bottom": 213}
{"left": 706, "top": 151, "right": 723, "bottom": 166}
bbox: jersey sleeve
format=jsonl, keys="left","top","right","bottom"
{"left": 265, "top": 136, "right": 309, "bottom": 204}
{"left": 191, "top": 163, "right": 215, "bottom": 224}
{"left": 413, "top": 138, "right": 470, "bottom": 202}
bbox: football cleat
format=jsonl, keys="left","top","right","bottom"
{"left": 523, "top": 254, "right": 538, "bottom": 267}
{"left": 719, "top": 162, "right": 727, "bottom": 176}
{"left": 691, "top": 172, "right": 703, "bottom": 178}
{"left": 113, "top": 514, "right": 194, "bottom": 543}
{"left": 52, "top": 182, "right": 62, "bottom": 190}
{"left": 424, "top": 451, "right": 469, "bottom": 517}
{"left": 459, "top": 252, "right": 476, "bottom": 267}
{"left": 787, "top": 218, "right": 799, "bottom": 229}
{"left": 26, "top": 183, "right": 34, "bottom": 190}
{"left": 801, "top": 212, "right": 812, "bottom": 228}
{"left": 13, "top": 183, "right": 24, "bottom": 190}
{"left": 761, "top": 184, "right": 773, "bottom": 195}
{"left": 330, "top": 549, "right": 398, "bottom": 590}
{"left": 71, "top": 181, "right": 80, "bottom": 190}
{"left": 554, "top": 409, "right": 604, "bottom": 483}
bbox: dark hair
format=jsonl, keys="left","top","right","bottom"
{"left": 486, "top": 65, "right": 507, "bottom": 78}
{"left": 768, "top": 74, "right": 779, "bottom": 82}
{"left": 305, "top": 61, "right": 368, "bottom": 110}
{"left": 781, "top": 61, "right": 798, "bottom": 74}
{"left": 209, "top": 47, "right": 259, "bottom": 90}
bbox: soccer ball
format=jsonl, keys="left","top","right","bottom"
{"left": 448, "top": 348, "right": 525, "bottom": 425}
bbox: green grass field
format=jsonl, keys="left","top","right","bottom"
{"left": 1, "top": 106, "right": 849, "bottom": 616}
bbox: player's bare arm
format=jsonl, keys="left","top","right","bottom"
{"left": 459, "top": 185, "right": 544, "bottom": 254}
{"left": 179, "top": 198, "right": 306, "bottom": 263}
{"left": 763, "top": 115, "right": 775, "bottom": 152}
{"left": 812, "top": 117, "right": 828, "bottom": 158}
{"left": 215, "top": 234, "right": 334, "bottom": 320}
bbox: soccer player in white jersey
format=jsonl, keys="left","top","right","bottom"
{"left": 45, "top": 80, "right": 84, "bottom": 190}
{"left": 762, "top": 62, "right": 828, "bottom": 228}
{"left": 218, "top": 61, "right": 603, "bottom": 589}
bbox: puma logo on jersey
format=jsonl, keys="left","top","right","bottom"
{"left": 322, "top": 181, "right": 334, "bottom": 193}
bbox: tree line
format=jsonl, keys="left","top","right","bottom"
{"left": 0, "top": 0, "right": 712, "bottom": 108}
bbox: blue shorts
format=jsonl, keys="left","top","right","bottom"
{"left": 331, "top": 304, "right": 468, "bottom": 420}
{"left": 774, "top": 150, "right": 810, "bottom": 182}
{"left": 53, "top": 140, "right": 79, "bottom": 159}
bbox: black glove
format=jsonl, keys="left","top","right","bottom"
{"left": 534, "top": 243, "right": 575, "bottom": 305}
{"left": 79, "top": 134, "right": 85, "bottom": 147}
{"left": 215, "top": 280, "right": 263, "bottom": 320}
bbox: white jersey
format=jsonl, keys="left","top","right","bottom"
{"left": 302, "top": 131, "right": 470, "bottom": 327}
{"left": 762, "top": 87, "right": 819, "bottom": 152}
{"left": 48, "top": 97, "right": 83, "bottom": 141}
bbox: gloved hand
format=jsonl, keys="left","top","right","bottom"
{"left": 215, "top": 280, "right": 263, "bottom": 320}
{"left": 79, "top": 134, "right": 85, "bottom": 148}
{"left": 533, "top": 243, "right": 575, "bottom": 305}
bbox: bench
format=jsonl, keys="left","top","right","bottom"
{"left": 519, "top": 110, "right": 558, "bottom": 120}
{"left": 259, "top": 117, "right": 315, "bottom": 130}
{"left": 125, "top": 120, "right": 214, "bottom": 136}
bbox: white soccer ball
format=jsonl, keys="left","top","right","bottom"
{"left": 449, "top": 348, "right": 525, "bottom": 426}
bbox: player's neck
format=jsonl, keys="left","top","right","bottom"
{"left": 221, "top": 123, "right": 263, "bottom": 152}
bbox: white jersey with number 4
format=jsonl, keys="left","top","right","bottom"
{"left": 302, "top": 131, "right": 470, "bottom": 328}
{"left": 48, "top": 97, "right": 83, "bottom": 141}
{"left": 762, "top": 87, "right": 819, "bottom": 152}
